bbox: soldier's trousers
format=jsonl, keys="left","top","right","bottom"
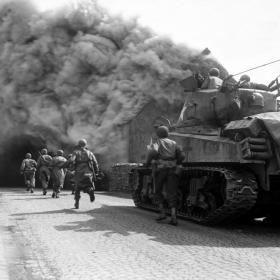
{"left": 52, "top": 169, "right": 65, "bottom": 194}
{"left": 74, "top": 172, "right": 95, "bottom": 201}
{"left": 74, "top": 185, "right": 95, "bottom": 201}
{"left": 24, "top": 171, "right": 36, "bottom": 188}
{"left": 39, "top": 167, "right": 50, "bottom": 190}
{"left": 154, "top": 168, "right": 179, "bottom": 208}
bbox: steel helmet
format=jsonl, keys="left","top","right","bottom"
{"left": 156, "top": 126, "right": 169, "bottom": 138}
{"left": 25, "top": 153, "right": 31, "bottom": 159}
{"left": 240, "top": 74, "right": 250, "bottom": 82}
{"left": 56, "top": 150, "right": 64, "bottom": 156}
{"left": 209, "top": 68, "right": 220, "bottom": 77}
{"left": 78, "top": 139, "right": 87, "bottom": 147}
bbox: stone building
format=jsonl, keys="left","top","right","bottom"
{"left": 108, "top": 97, "right": 182, "bottom": 192}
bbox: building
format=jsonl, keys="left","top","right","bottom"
{"left": 107, "top": 97, "right": 182, "bottom": 192}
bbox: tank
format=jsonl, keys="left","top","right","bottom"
{"left": 129, "top": 77, "right": 280, "bottom": 225}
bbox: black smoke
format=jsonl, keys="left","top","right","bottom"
{"left": 0, "top": 0, "right": 227, "bottom": 186}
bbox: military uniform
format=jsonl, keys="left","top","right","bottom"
{"left": 51, "top": 151, "right": 67, "bottom": 198}
{"left": 64, "top": 154, "right": 76, "bottom": 194}
{"left": 71, "top": 140, "right": 99, "bottom": 209}
{"left": 147, "top": 126, "right": 184, "bottom": 225}
{"left": 37, "top": 151, "right": 52, "bottom": 195}
{"left": 20, "top": 154, "right": 37, "bottom": 193}
{"left": 201, "top": 67, "right": 223, "bottom": 90}
{"left": 201, "top": 76, "right": 223, "bottom": 89}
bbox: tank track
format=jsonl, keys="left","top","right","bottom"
{"left": 131, "top": 166, "right": 258, "bottom": 225}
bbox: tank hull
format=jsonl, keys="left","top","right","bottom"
{"left": 129, "top": 130, "right": 280, "bottom": 224}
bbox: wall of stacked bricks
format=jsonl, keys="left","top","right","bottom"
{"left": 109, "top": 163, "right": 141, "bottom": 192}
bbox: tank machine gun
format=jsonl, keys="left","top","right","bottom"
{"left": 129, "top": 62, "right": 280, "bottom": 225}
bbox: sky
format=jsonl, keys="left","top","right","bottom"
{"left": 35, "top": 0, "right": 280, "bottom": 85}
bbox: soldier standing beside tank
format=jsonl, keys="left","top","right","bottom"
{"left": 70, "top": 139, "right": 99, "bottom": 209}
{"left": 37, "top": 148, "right": 52, "bottom": 195}
{"left": 20, "top": 153, "right": 37, "bottom": 193}
{"left": 146, "top": 126, "right": 184, "bottom": 226}
{"left": 51, "top": 150, "right": 67, "bottom": 198}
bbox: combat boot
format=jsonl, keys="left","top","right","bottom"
{"left": 43, "top": 189, "right": 47, "bottom": 195}
{"left": 169, "top": 218, "right": 178, "bottom": 226}
{"left": 52, "top": 192, "right": 55, "bottom": 198}
{"left": 169, "top": 207, "right": 178, "bottom": 226}
{"left": 74, "top": 199, "right": 79, "bottom": 209}
{"left": 89, "top": 189, "right": 95, "bottom": 202}
{"left": 155, "top": 204, "right": 167, "bottom": 221}
{"left": 30, "top": 188, "right": 34, "bottom": 193}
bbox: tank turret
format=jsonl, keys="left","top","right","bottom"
{"left": 177, "top": 78, "right": 277, "bottom": 129}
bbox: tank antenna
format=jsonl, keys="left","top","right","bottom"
{"left": 160, "top": 116, "right": 172, "bottom": 128}
{"left": 226, "top": 58, "right": 280, "bottom": 79}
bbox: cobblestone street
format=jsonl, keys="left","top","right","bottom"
{"left": 0, "top": 188, "right": 280, "bottom": 280}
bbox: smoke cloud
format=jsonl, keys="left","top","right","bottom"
{"left": 0, "top": 0, "right": 227, "bottom": 172}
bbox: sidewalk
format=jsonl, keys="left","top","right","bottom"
{"left": 0, "top": 218, "right": 9, "bottom": 280}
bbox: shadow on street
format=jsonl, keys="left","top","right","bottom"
{"left": 11, "top": 201, "right": 280, "bottom": 249}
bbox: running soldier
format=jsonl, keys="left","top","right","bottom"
{"left": 70, "top": 139, "right": 99, "bottom": 209}
{"left": 20, "top": 153, "right": 37, "bottom": 193}
{"left": 51, "top": 150, "right": 67, "bottom": 198}
{"left": 146, "top": 126, "right": 184, "bottom": 226}
{"left": 37, "top": 148, "right": 52, "bottom": 195}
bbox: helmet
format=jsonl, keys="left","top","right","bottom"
{"left": 56, "top": 150, "right": 64, "bottom": 156}
{"left": 41, "top": 148, "right": 47, "bottom": 155}
{"left": 156, "top": 126, "right": 169, "bottom": 138}
{"left": 209, "top": 68, "right": 220, "bottom": 77}
{"left": 78, "top": 139, "right": 87, "bottom": 147}
{"left": 240, "top": 74, "right": 250, "bottom": 82}
{"left": 25, "top": 153, "right": 31, "bottom": 159}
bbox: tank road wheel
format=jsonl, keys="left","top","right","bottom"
{"left": 130, "top": 167, "right": 158, "bottom": 211}
{"left": 178, "top": 167, "right": 258, "bottom": 225}
{"left": 130, "top": 166, "right": 258, "bottom": 225}
{"left": 176, "top": 189, "right": 184, "bottom": 210}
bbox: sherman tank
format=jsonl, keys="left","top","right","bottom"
{"left": 129, "top": 74, "right": 280, "bottom": 225}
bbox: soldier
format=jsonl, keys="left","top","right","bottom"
{"left": 64, "top": 154, "right": 76, "bottom": 195}
{"left": 51, "top": 150, "right": 67, "bottom": 198}
{"left": 37, "top": 148, "right": 52, "bottom": 195}
{"left": 20, "top": 153, "right": 37, "bottom": 193}
{"left": 146, "top": 126, "right": 184, "bottom": 226}
{"left": 70, "top": 139, "right": 99, "bottom": 209}
{"left": 201, "top": 67, "right": 223, "bottom": 89}
{"left": 239, "top": 74, "right": 251, "bottom": 88}
{"left": 239, "top": 74, "right": 270, "bottom": 91}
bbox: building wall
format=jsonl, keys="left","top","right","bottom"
{"left": 129, "top": 99, "right": 182, "bottom": 163}
{"left": 129, "top": 102, "right": 162, "bottom": 163}
{"left": 100, "top": 125, "right": 130, "bottom": 191}
{"left": 108, "top": 98, "right": 183, "bottom": 192}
